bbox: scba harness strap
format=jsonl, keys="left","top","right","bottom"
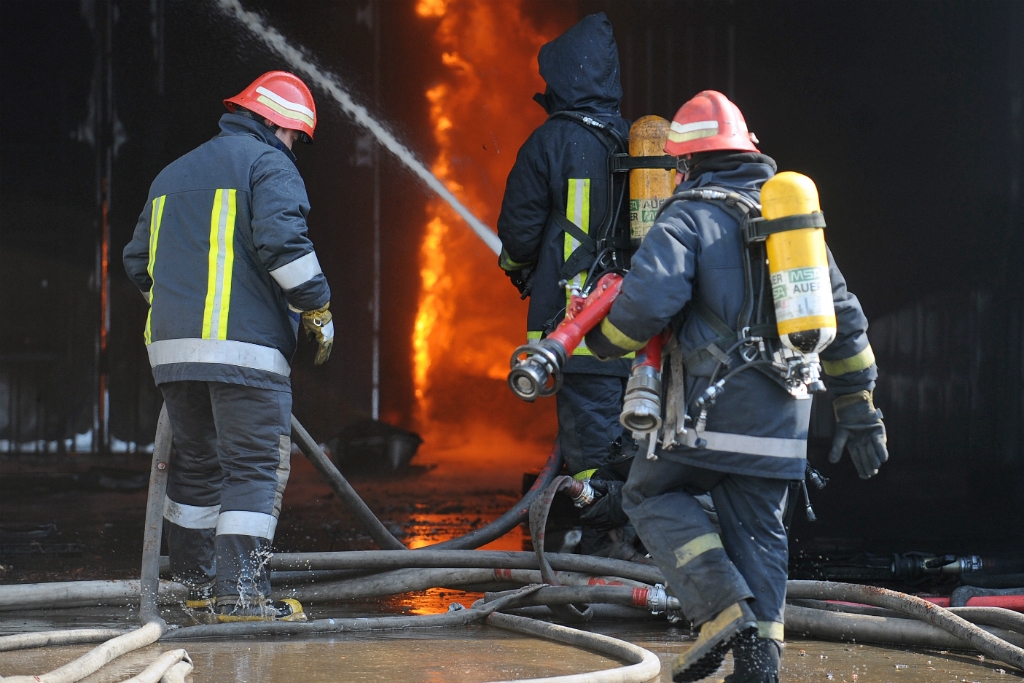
{"left": 546, "top": 111, "right": 633, "bottom": 282}
{"left": 653, "top": 187, "right": 779, "bottom": 375}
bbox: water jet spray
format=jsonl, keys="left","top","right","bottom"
{"left": 212, "top": 0, "right": 501, "bottom": 255}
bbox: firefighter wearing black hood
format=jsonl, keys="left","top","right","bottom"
{"left": 497, "top": 13, "right": 635, "bottom": 556}
{"left": 586, "top": 91, "right": 888, "bottom": 682}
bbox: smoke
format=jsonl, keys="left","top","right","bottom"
{"left": 212, "top": 0, "right": 501, "bottom": 255}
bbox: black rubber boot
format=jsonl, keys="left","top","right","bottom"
{"left": 672, "top": 600, "right": 758, "bottom": 682}
{"left": 726, "top": 633, "right": 781, "bottom": 683}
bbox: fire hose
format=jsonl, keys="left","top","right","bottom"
{"left": 7, "top": 416, "right": 1024, "bottom": 680}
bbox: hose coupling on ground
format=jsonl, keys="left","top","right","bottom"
{"left": 642, "top": 583, "right": 680, "bottom": 614}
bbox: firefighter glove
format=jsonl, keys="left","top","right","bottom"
{"left": 828, "top": 390, "right": 888, "bottom": 479}
{"left": 579, "top": 479, "right": 629, "bottom": 531}
{"left": 301, "top": 303, "right": 334, "bottom": 365}
{"left": 506, "top": 265, "right": 536, "bottom": 300}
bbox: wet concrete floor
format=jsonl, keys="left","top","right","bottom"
{"left": 3, "top": 601, "right": 1019, "bottom": 682}
{"left": 1, "top": 441, "right": 1019, "bottom": 681}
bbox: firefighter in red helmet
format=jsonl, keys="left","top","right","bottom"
{"left": 124, "top": 71, "right": 333, "bottom": 622}
{"left": 586, "top": 91, "right": 886, "bottom": 682}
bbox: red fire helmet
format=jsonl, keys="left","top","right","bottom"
{"left": 224, "top": 71, "right": 317, "bottom": 143}
{"left": 664, "top": 90, "right": 758, "bottom": 157}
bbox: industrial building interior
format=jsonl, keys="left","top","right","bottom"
{"left": 1, "top": 0, "right": 1023, "bottom": 681}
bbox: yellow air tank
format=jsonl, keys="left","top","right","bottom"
{"left": 629, "top": 116, "right": 675, "bottom": 248}
{"left": 760, "top": 172, "right": 836, "bottom": 355}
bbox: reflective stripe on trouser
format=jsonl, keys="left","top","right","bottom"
{"left": 622, "top": 449, "right": 790, "bottom": 628}
{"left": 160, "top": 380, "right": 292, "bottom": 602}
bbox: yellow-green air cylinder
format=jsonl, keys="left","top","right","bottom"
{"left": 761, "top": 172, "right": 837, "bottom": 355}
{"left": 629, "top": 116, "right": 675, "bottom": 247}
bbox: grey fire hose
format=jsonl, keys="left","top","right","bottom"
{"left": 529, "top": 475, "right": 597, "bottom": 622}
{"left": 139, "top": 404, "right": 172, "bottom": 628}
{"left": 786, "top": 605, "right": 1024, "bottom": 650}
{"left": 432, "top": 445, "right": 563, "bottom": 550}
{"left": 265, "top": 549, "right": 664, "bottom": 584}
{"left": 788, "top": 580, "right": 1024, "bottom": 671}
{"left": 290, "top": 416, "right": 407, "bottom": 550}
{"left": 160, "top": 584, "right": 541, "bottom": 640}
{"left": 484, "top": 612, "right": 661, "bottom": 683}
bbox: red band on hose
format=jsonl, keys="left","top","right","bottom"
{"left": 633, "top": 588, "right": 648, "bottom": 607}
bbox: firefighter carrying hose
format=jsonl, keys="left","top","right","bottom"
{"left": 584, "top": 91, "right": 888, "bottom": 682}
{"left": 123, "top": 71, "right": 333, "bottom": 622}
{"left": 497, "top": 13, "right": 640, "bottom": 558}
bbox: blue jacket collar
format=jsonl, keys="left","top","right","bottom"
{"left": 218, "top": 113, "right": 297, "bottom": 163}
{"left": 678, "top": 154, "right": 777, "bottom": 192}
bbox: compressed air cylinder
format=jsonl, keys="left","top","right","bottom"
{"left": 629, "top": 116, "right": 675, "bottom": 247}
{"left": 761, "top": 172, "right": 837, "bottom": 355}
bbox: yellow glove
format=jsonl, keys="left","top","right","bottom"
{"left": 300, "top": 303, "right": 334, "bottom": 365}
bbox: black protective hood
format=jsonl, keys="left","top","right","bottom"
{"left": 532, "top": 13, "right": 623, "bottom": 117}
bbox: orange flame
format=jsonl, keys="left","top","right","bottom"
{"left": 412, "top": 0, "right": 571, "bottom": 461}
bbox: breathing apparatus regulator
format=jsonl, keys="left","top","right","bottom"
{"left": 507, "top": 115, "right": 678, "bottom": 403}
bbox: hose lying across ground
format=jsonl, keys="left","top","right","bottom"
{"left": 6, "top": 414, "right": 1024, "bottom": 682}
{"left": 787, "top": 580, "right": 1024, "bottom": 670}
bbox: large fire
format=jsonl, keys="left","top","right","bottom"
{"left": 412, "top": 0, "right": 571, "bottom": 467}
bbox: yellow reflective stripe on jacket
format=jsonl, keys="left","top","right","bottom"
{"left": 573, "top": 469, "right": 598, "bottom": 481}
{"left": 564, "top": 178, "right": 592, "bottom": 356}
{"left": 673, "top": 533, "right": 724, "bottom": 568}
{"left": 144, "top": 195, "right": 167, "bottom": 346}
{"left": 202, "top": 189, "right": 238, "bottom": 341}
{"left": 600, "top": 318, "right": 647, "bottom": 352}
{"left": 822, "top": 344, "right": 875, "bottom": 377}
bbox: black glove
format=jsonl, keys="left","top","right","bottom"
{"left": 828, "top": 390, "right": 888, "bottom": 479}
{"left": 579, "top": 479, "right": 629, "bottom": 531}
{"left": 506, "top": 265, "right": 535, "bottom": 300}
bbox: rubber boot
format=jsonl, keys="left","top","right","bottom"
{"left": 217, "top": 598, "right": 308, "bottom": 622}
{"left": 726, "top": 634, "right": 781, "bottom": 683}
{"left": 182, "top": 579, "right": 217, "bottom": 624}
{"left": 672, "top": 600, "right": 758, "bottom": 682}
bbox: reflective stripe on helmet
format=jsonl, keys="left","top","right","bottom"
{"left": 144, "top": 195, "right": 167, "bottom": 346}
{"left": 255, "top": 86, "right": 316, "bottom": 129}
{"left": 667, "top": 119, "right": 719, "bottom": 144}
{"left": 147, "top": 338, "right": 291, "bottom": 376}
{"left": 202, "top": 190, "right": 238, "bottom": 341}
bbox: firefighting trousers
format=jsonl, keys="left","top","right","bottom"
{"left": 555, "top": 373, "right": 627, "bottom": 477}
{"left": 159, "top": 380, "right": 292, "bottom": 605}
{"left": 622, "top": 451, "right": 789, "bottom": 639}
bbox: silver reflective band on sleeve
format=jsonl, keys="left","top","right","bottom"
{"left": 164, "top": 497, "right": 220, "bottom": 530}
{"left": 269, "top": 251, "right": 322, "bottom": 291}
{"left": 217, "top": 510, "right": 278, "bottom": 540}
{"left": 682, "top": 430, "right": 806, "bottom": 459}
{"left": 147, "top": 338, "right": 291, "bottom": 377}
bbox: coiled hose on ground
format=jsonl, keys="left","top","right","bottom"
{"left": 6, "top": 415, "right": 1024, "bottom": 682}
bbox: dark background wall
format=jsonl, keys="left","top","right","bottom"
{"left": 1, "top": 0, "right": 1022, "bottom": 553}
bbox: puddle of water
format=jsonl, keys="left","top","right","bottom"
{"left": 403, "top": 513, "right": 523, "bottom": 551}
{"left": 0, "top": 628, "right": 623, "bottom": 683}
{"left": 2, "top": 607, "right": 1018, "bottom": 682}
